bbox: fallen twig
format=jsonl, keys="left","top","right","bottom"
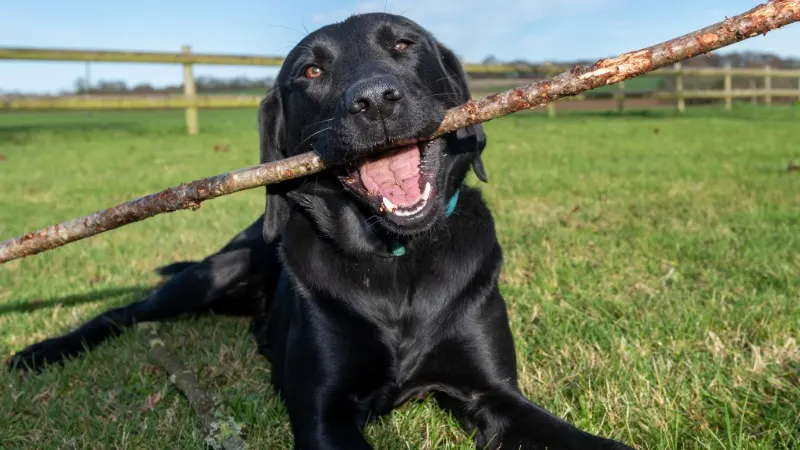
{"left": 140, "top": 323, "right": 247, "bottom": 450}
{"left": 1, "top": 0, "right": 798, "bottom": 264}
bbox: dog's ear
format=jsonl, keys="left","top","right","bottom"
{"left": 258, "top": 88, "right": 290, "bottom": 242}
{"left": 455, "top": 125, "right": 488, "bottom": 182}
{"left": 435, "top": 42, "right": 489, "bottom": 183}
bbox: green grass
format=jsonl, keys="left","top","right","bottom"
{"left": 1, "top": 104, "right": 799, "bottom": 449}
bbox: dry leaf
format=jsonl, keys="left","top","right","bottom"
{"left": 140, "top": 391, "right": 164, "bottom": 413}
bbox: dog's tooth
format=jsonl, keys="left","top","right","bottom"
{"left": 422, "top": 182, "right": 432, "bottom": 200}
{"left": 382, "top": 197, "right": 398, "bottom": 213}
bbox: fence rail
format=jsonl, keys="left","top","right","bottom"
{"left": 1, "top": 95, "right": 262, "bottom": 110}
{"left": 2, "top": 47, "right": 799, "bottom": 134}
{"left": 0, "top": 46, "right": 547, "bottom": 74}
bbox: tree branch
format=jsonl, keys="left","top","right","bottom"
{"left": 140, "top": 323, "right": 248, "bottom": 450}
{"left": 2, "top": 0, "right": 798, "bottom": 264}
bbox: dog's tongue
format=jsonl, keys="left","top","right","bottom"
{"left": 359, "top": 145, "right": 422, "bottom": 207}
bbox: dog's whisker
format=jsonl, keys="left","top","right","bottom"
{"left": 431, "top": 74, "right": 460, "bottom": 84}
{"left": 300, "top": 11, "right": 310, "bottom": 35}
{"left": 292, "top": 126, "right": 332, "bottom": 153}
{"left": 264, "top": 24, "right": 307, "bottom": 36}
{"left": 364, "top": 215, "right": 382, "bottom": 228}
{"left": 300, "top": 118, "right": 335, "bottom": 135}
{"left": 422, "top": 92, "right": 461, "bottom": 99}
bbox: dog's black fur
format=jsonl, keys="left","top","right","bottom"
{"left": 10, "top": 13, "right": 633, "bottom": 450}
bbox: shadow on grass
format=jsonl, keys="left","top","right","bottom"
{"left": 0, "top": 286, "right": 153, "bottom": 316}
{"left": 0, "top": 109, "right": 204, "bottom": 144}
{"left": 0, "top": 122, "right": 156, "bottom": 146}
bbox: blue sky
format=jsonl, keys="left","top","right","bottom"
{"left": 2, "top": 0, "right": 798, "bottom": 93}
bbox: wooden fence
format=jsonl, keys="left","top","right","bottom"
{"left": 2, "top": 47, "right": 799, "bottom": 134}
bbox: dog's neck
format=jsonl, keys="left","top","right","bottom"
{"left": 287, "top": 183, "right": 463, "bottom": 259}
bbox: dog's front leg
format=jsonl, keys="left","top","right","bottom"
{"left": 10, "top": 217, "right": 272, "bottom": 372}
{"left": 431, "top": 287, "right": 634, "bottom": 450}
{"left": 279, "top": 344, "right": 377, "bottom": 449}
{"left": 269, "top": 297, "right": 389, "bottom": 450}
{"left": 461, "top": 388, "right": 634, "bottom": 450}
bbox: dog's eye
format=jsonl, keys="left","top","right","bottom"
{"left": 393, "top": 40, "right": 412, "bottom": 51}
{"left": 304, "top": 65, "right": 324, "bottom": 79}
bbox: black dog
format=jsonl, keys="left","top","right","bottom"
{"left": 10, "top": 13, "right": 633, "bottom": 450}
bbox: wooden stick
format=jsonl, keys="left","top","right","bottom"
{"left": 1, "top": 0, "right": 799, "bottom": 264}
{"left": 141, "top": 323, "right": 247, "bottom": 450}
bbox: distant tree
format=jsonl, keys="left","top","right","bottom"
{"left": 94, "top": 80, "right": 128, "bottom": 93}
{"left": 481, "top": 55, "right": 500, "bottom": 65}
{"left": 74, "top": 77, "right": 90, "bottom": 94}
{"left": 132, "top": 83, "right": 155, "bottom": 94}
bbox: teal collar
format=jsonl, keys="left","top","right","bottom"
{"left": 445, "top": 189, "right": 460, "bottom": 216}
{"left": 390, "top": 190, "right": 460, "bottom": 257}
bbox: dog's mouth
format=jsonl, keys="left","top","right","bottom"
{"left": 338, "top": 141, "right": 440, "bottom": 223}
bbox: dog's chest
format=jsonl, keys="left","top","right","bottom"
{"left": 343, "top": 255, "right": 481, "bottom": 374}
{"left": 279, "top": 202, "right": 501, "bottom": 386}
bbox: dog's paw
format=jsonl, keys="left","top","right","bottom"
{"left": 484, "top": 429, "right": 635, "bottom": 450}
{"left": 8, "top": 337, "right": 84, "bottom": 373}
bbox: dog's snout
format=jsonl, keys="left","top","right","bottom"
{"left": 345, "top": 77, "right": 404, "bottom": 120}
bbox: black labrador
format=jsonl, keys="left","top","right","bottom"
{"left": 10, "top": 13, "right": 634, "bottom": 450}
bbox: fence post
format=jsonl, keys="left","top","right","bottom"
{"left": 545, "top": 62, "right": 556, "bottom": 118}
{"left": 615, "top": 80, "right": 626, "bottom": 113}
{"left": 764, "top": 65, "right": 772, "bottom": 107}
{"left": 724, "top": 63, "right": 732, "bottom": 111}
{"left": 750, "top": 79, "right": 758, "bottom": 104}
{"left": 674, "top": 62, "right": 685, "bottom": 113}
{"left": 182, "top": 45, "right": 199, "bottom": 135}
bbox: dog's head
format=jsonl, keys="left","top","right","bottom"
{"left": 260, "top": 13, "right": 487, "bottom": 249}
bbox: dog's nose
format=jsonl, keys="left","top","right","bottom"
{"left": 345, "top": 76, "right": 404, "bottom": 121}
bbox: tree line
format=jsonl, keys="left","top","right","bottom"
{"left": 69, "top": 75, "right": 276, "bottom": 96}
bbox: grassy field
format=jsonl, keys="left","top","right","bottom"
{"left": 1, "top": 105, "right": 799, "bottom": 449}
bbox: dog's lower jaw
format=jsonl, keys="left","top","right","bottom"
{"left": 381, "top": 181, "right": 432, "bottom": 217}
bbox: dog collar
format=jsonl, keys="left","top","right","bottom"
{"left": 390, "top": 190, "right": 459, "bottom": 257}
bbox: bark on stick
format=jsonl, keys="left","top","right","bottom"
{"left": 2, "top": 0, "right": 798, "bottom": 264}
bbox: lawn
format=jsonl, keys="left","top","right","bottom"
{"left": 1, "top": 104, "right": 799, "bottom": 449}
